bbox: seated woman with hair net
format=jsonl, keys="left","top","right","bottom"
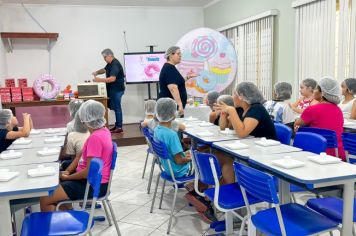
{"left": 60, "top": 113, "right": 90, "bottom": 171}
{"left": 40, "top": 100, "right": 112, "bottom": 212}
{"left": 0, "top": 109, "right": 33, "bottom": 153}
{"left": 66, "top": 99, "right": 84, "bottom": 133}
{"left": 295, "top": 76, "right": 345, "bottom": 160}
{"left": 264, "top": 82, "right": 295, "bottom": 124}
{"left": 141, "top": 99, "right": 185, "bottom": 132}
{"left": 214, "top": 95, "right": 235, "bottom": 127}
{"left": 214, "top": 82, "right": 276, "bottom": 184}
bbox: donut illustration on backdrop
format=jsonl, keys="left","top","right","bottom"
{"left": 144, "top": 64, "right": 160, "bottom": 78}
{"left": 176, "top": 27, "right": 237, "bottom": 97}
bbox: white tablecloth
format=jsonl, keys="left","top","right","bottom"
{"left": 184, "top": 105, "right": 211, "bottom": 122}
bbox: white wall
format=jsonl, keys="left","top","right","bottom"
{"left": 0, "top": 4, "right": 204, "bottom": 123}
{"left": 0, "top": 5, "right": 7, "bottom": 80}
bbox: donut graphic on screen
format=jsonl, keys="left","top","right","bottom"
{"left": 144, "top": 64, "right": 160, "bottom": 78}
{"left": 177, "top": 27, "right": 237, "bottom": 97}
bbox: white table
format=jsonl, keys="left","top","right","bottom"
{"left": 29, "top": 127, "right": 67, "bottom": 138}
{"left": 248, "top": 151, "right": 356, "bottom": 235}
{"left": 212, "top": 139, "right": 302, "bottom": 161}
{"left": 344, "top": 119, "right": 356, "bottom": 130}
{"left": 0, "top": 162, "right": 59, "bottom": 236}
{"left": 184, "top": 105, "right": 211, "bottom": 122}
{"left": 0, "top": 147, "right": 60, "bottom": 167}
{"left": 7, "top": 136, "right": 65, "bottom": 150}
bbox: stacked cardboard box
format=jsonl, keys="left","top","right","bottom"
{"left": 0, "top": 88, "right": 11, "bottom": 103}
{"left": 11, "top": 87, "right": 22, "bottom": 102}
{"left": 22, "top": 87, "right": 35, "bottom": 101}
{"left": 5, "top": 78, "right": 15, "bottom": 87}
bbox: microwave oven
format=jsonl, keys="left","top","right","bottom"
{"left": 77, "top": 83, "right": 107, "bottom": 98}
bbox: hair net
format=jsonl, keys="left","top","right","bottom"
{"left": 274, "top": 82, "right": 292, "bottom": 100}
{"left": 78, "top": 100, "right": 106, "bottom": 129}
{"left": 101, "top": 48, "right": 114, "bottom": 57}
{"left": 235, "top": 82, "right": 265, "bottom": 104}
{"left": 164, "top": 46, "right": 180, "bottom": 60}
{"left": 73, "top": 113, "right": 88, "bottom": 133}
{"left": 206, "top": 91, "right": 220, "bottom": 106}
{"left": 217, "top": 95, "right": 234, "bottom": 106}
{"left": 155, "top": 98, "right": 177, "bottom": 122}
{"left": 0, "top": 109, "right": 13, "bottom": 129}
{"left": 344, "top": 78, "right": 356, "bottom": 95}
{"left": 319, "top": 76, "right": 341, "bottom": 104}
{"left": 302, "top": 78, "right": 317, "bottom": 90}
{"left": 68, "top": 99, "right": 84, "bottom": 120}
{"left": 144, "top": 100, "right": 157, "bottom": 115}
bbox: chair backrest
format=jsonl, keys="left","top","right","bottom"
{"left": 234, "top": 163, "right": 279, "bottom": 204}
{"left": 151, "top": 137, "right": 169, "bottom": 160}
{"left": 103, "top": 142, "right": 118, "bottom": 199}
{"left": 142, "top": 126, "right": 152, "bottom": 140}
{"left": 298, "top": 127, "right": 337, "bottom": 148}
{"left": 274, "top": 123, "right": 292, "bottom": 145}
{"left": 82, "top": 158, "right": 103, "bottom": 234}
{"left": 192, "top": 151, "right": 221, "bottom": 186}
{"left": 342, "top": 132, "right": 356, "bottom": 163}
{"left": 293, "top": 132, "right": 327, "bottom": 154}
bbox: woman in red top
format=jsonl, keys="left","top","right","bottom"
{"left": 295, "top": 76, "right": 345, "bottom": 160}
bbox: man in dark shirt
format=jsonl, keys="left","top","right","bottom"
{"left": 93, "top": 48, "right": 125, "bottom": 133}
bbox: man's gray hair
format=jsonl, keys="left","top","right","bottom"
{"left": 101, "top": 48, "right": 114, "bottom": 57}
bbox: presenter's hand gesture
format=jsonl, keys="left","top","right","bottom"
{"left": 186, "top": 70, "right": 198, "bottom": 80}
{"left": 93, "top": 77, "right": 100, "bottom": 82}
{"left": 178, "top": 104, "right": 184, "bottom": 116}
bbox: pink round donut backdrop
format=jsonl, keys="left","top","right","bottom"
{"left": 33, "top": 74, "right": 61, "bottom": 99}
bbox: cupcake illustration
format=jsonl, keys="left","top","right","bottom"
{"left": 209, "top": 53, "right": 232, "bottom": 84}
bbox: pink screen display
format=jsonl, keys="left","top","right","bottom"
{"left": 124, "top": 53, "right": 166, "bottom": 83}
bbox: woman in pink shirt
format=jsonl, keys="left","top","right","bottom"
{"left": 40, "top": 100, "right": 113, "bottom": 212}
{"left": 295, "top": 77, "right": 345, "bottom": 160}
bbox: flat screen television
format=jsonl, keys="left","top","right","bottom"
{"left": 124, "top": 52, "right": 166, "bottom": 84}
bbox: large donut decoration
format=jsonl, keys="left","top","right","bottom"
{"left": 33, "top": 74, "right": 61, "bottom": 99}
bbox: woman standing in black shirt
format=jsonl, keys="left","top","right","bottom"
{"left": 216, "top": 82, "right": 276, "bottom": 140}
{"left": 159, "top": 46, "right": 197, "bottom": 115}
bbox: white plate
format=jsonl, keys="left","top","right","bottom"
{"left": 37, "top": 148, "right": 60, "bottom": 156}
{"left": 0, "top": 170, "right": 19, "bottom": 182}
{"left": 344, "top": 120, "right": 356, "bottom": 126}
{"left": 220, "top": 129, "right": 236, "bottom": 135}
{"left": 44, "top": 137, "right": 63, "bottom": 144}
{"left": 28, "top": 166, "right": 56, "bottom": 178}
{"left": 30, "top": 129, "right": 41, "bottom": 135}
{"left": 271, "top": 158, "right": 305, "bottom": 169}
{"left": 199, "top": 122, "right": 214, "bottom": 127}
{"left": 196, "top": 131, "right": 214, "bottom": 137}
{"left": 184, "top": 117, "right": 199, "bottom": 121}
{"left": 0, "top": 151, "right": 23, "bottom": 160}
{"left": 45, "top": 128, "right": 60, "bottom": 134}
{"left": 307, "top": 155, "right": 341, "bottom": 165}
{"left": 224, "top": 142, "right": 249, "bottom": 150}
{"left": 255, "top": 138, "right": 280, "bottom": 147}
{"left": 13, "top": 138, "right": 32, "bottom": 145}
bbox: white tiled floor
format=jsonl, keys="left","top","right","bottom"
{"left": 91, "top": 144, "right": 342, "bottom": 236}
{"left": 92, "top": 144, "right": 213, "bottom": 236}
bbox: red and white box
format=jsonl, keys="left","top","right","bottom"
{"left": 11, "top": 87, "right": 22, "bottom": 102}
{"left": 21, "top": 87, "right": 34, "bottom": 96}
{"left": 11, "top": 95, "right": 22, "bottom": 102}
{"left": 18, "top": 78, "right": 28, "bottom": 88}
{"left": 5, "top": 78, "right": 15, "bottom": 87}
{"left": 0, "top": 95, "right": 11, "bottom": 103}
{"left": 22, "top": 95, "right": 34, "bottom": 102}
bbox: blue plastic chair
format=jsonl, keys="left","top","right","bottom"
{"left": 274, "top": 123, "right": 292, "bottom": 145}
{"left": 141, "top": 127, "right": 158, "bottom": 195}
{"left": 149, "top": 137, "right": 194, "bottom": 234}
{"left": 192, "top": 151, "right": 261, "bottom": 235}
{"left": 342, "top": 132, "right": 356, "bottom": 164}
{"left": 298, "top": 127, "right": 339, "bottom": 157}
{"left": 307, "top": 197, "right": 356, "bottom": 235}
{"left": 234, "top": 163, "right": 339, "bottom": 236}
{"left": 21, "top": 158, "right": 104, "bottom": 236}
{"left": 56, "top": 142, "right": 121, "bottom": 235}
{"left": 293, "top": 132, "right": 327, "bottom": 154}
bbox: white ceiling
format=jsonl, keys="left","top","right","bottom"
{"left": 0, "top": 0, "right": 220, "bottom": 7}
